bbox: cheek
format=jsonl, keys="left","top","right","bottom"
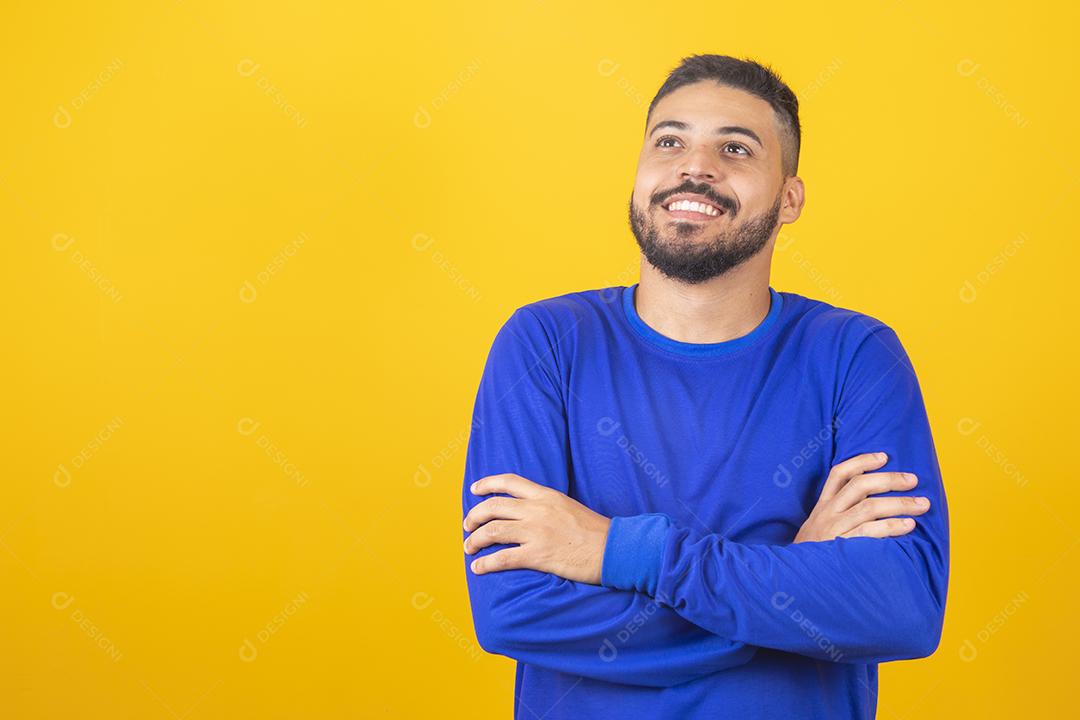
{"left": 638, "top": 161, "right": 666, "bottom": 185}
{"left": 733, "top": 172, "right": 772, "bottom": 200}
{"left": 633, "top": 170, "right": 665, "bottom": 208}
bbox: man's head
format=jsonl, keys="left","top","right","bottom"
{"left": 629, "top": 54, "right": 805, "bottom": 284}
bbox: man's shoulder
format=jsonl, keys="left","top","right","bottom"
{"left": 503, "top": 285, "right": 622, "bottom": 339}
{"left": 779, "top": 291, "right": 920, "bottom": 400}
{"left": 481, "top": 287, "right": 619, "bottom": 381}
{"left": 779, "top": 289, "right": 900, "bottom": 351}
{"left": 517, "top": 285, "right": 621, "bottom": 318}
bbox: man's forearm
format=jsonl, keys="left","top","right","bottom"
{"left": 600, "top": 511, "right": 947, "bottom": 663}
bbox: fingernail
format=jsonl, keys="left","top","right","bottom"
{"left": 917, "top": 497, "right": 930, "bottom": 507}
{"left": 877, "top": 452, "right": 888, "bottom": 460}
{"left": 470, "top": 482, "right": 478, "bottom": 493}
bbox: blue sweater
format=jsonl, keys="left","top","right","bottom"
{"left": 462, "top": 283, "right": 949, "bottom": 719}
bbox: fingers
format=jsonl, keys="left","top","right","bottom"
{"left": 834, "top": 471, "right": 919, "bottom": 512}
{"left": 470, "top": 473, "right": 547, "bottom": 500}
{"left": 463, "top": 520, "right": 524, "bottom": 554}
{"left": 463, "top": 497, "right": 525, "bottom": 532}
{"left": 841, "top": 517, "right": 917, "bottom": 539}
{"left": 828, "top": 494, "right": 929, "bottom": 538}
{"left": 819, "top": 452, "right": 889, "bottom": 504}
{"left": 469, "top": 546, "right": 528, "bottom": 575}
{"left": 846, "top": 495, "right": 930, "bottom": 526}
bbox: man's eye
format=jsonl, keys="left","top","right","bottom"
{"left": 655, "top": 137, "right": 749, "bottom": 155}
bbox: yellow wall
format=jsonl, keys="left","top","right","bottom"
{"left": 2, "top": 1, "right": 1076, "bottom": 716}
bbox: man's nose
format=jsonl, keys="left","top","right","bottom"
{"left": 676, "top": 144, "right": 723, "bottom": 183}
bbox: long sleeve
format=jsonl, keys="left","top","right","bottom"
{"left": 462, "top": 307, "right": 756, "bottom": 687}
{"left": 600, "top": 321, "right": 950, "bottom": 665}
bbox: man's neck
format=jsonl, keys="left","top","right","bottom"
{"left": 634, "top": 256, "right": 773, "bottom": 344}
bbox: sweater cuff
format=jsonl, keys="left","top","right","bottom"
{"left": 600, "top": 513, "right": 672, "bottom": 595}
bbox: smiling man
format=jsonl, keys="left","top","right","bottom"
{"left": 461, "top": 54, "right": 949, "bottom": 720}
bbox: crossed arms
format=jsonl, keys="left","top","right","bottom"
{"left": 461, "top": 307, "right": 950, "bottom": 686}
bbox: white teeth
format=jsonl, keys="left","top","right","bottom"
{"left": 666, "top": 199, "right": 720, "bottom": 216}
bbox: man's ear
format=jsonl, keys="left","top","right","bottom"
{"left": 778, "top": 176, "right": 805, "bottom": 224}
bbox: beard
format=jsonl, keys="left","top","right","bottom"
{"left": 628, "top": 188, "right": 782, "bottom": 284}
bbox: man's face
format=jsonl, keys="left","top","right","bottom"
{"left": 629, "top": 80, "right": 790, "bottom": 284}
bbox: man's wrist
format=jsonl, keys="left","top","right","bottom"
{"left": 600, "top": 513, "right": 672, "bottom": 595}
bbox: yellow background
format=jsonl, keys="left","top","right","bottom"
{"left": 2, "top": 1, "right": 1077, "bottom": 717}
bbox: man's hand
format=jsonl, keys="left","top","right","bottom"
{"left": 794, "top": 452, "right": 930, "bottom": 543}
{"left": 464, "top": 473, "right": 611, "bottom": 584}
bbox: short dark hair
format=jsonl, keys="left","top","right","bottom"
{"left": 646, "top": 54, "right": 801, "bottom": 177}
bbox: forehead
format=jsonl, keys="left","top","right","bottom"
{"left": 647, "top": 81, "right": 778, "bottom": 144}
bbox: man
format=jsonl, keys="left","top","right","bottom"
{"left": 461, "top": 54, "right": 949, "bottom": 719}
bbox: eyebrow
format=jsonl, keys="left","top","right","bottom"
{"left": 648, "top": 120, "right": 764, "bottom": 149}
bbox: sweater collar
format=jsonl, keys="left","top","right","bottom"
{"left": 621, "top": 283, "right": 783, "bottom": 357}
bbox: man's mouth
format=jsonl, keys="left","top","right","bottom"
{"left": 660, "top": 196, "right": 726, "bottom": 221}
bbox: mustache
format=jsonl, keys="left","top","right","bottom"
{"left": 653, "top": 183, "right": 737, "bottom": 215}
